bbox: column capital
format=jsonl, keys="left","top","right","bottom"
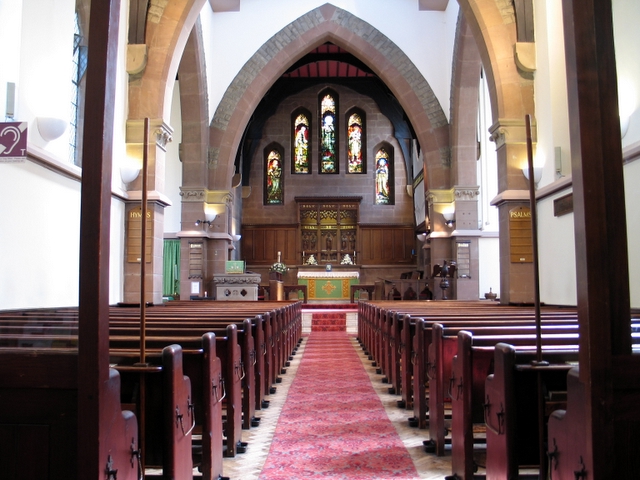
{"left": 454, "top": 186, "right": 480, "bottom": 201}
{"left": 179, "top": 188, "right": 234, "bottom": 206}
{"left": 126, "top": 118, "right": 173, "bottom": 151}
{"left": 488, "top": 117, "right": 536, "bottom": 149}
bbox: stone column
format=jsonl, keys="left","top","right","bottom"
{"left": 123, "top": 118, "right": 173, "bottom": 304}
{"left": 489, "top": 118, "right": 536, "bottom": 305}
{"left": 177, "top": 188, "right": 235, "bottom": 299}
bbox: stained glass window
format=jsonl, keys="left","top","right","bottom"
{"left": 320, "top": 92, "right": 338, "bottom": 173}
{"left": 375, "top": 147, "right": 392, "bottom": 205}
{"left": 347, "top": 111, "right": 365, "bottom": 173}
{"left": 265, "top": 148, "right": 284, "bottom": 204}
{"left": 293, "top": 112, "right": 310, "bottom": 173}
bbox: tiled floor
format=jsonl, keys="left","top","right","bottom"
{"left": 220, "top": 334, "right": 453, "bottom": 480}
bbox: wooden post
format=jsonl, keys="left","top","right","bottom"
{"left": 562, "top": 0, "right": 633, "bottom": 476}
{"left": 77, "top": 0, "right": 122, "bottom": 478}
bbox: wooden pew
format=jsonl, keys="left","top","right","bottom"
{"left": 447, "top": 331, "right": 495, "bottom": 480}
{"left": 484, "top": 343, "right": 572, "bottom": 479}
{"left": 108, "top": 300, "right": 302, "bottom": 417}
{"left": 114, "top": 344, "right": 194, "bottom": 479}
{"left": 0, "top": 301, "right": 302, "bottom": 474}
{"left": 410, "top": 313, "right": 580, "bottom": 436}
{"left": 0, "top": 313, "right": 234, "bottom": 472}
{"left": 108, "top": 308, "right": 269, "bottom": 410}
{"left": 0, "top": 349, "right": 140, "bottom": 480}
{"left": 108, "top": 317, "right": 258, "bottom": 431}
{"left": 546, "top": 367, "right": 588, "bottom": 480}
{"left": 0, "top": 300, "right": 302, "bottom": 450}
{"left": 427, "top": 322, "right": 579, "bottom": 457}
{"left": 446, "top": 331, "right": 579, "bottom": 480}
{"left": 110, "top": 324, "right": 245, "bottom": 459}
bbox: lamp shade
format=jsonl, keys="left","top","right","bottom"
{"left": 120, "top": 159, "right": 141, "bottom": 184}
{"left": 36, "top": 117, "right": 67, "bottom": 142}
{"left": 522, "top": 166, "right": 543, "bottom": 184}
{"left": 204, "top": 203, "right": 226, "bottom": 223}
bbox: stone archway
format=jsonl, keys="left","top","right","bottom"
{"left": 206, "top": 3, "right": 451, "bottom": 192}
{"left": 123, "top": 0, "right": 206, "bottom": 303}
{"left": 130, "top": 1, "right": 536, "bottom": 303}
{"left": 456, "top": 0, "right": 537, "bottom": 303}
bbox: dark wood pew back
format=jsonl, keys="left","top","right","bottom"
{"left": 484, "top": 342, "right": 572, "bottom": 479}
{"left": 0, "top": 349, "right": 140, "bottom": 480}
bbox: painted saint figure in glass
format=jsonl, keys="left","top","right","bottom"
{"left": 320, "top": 93, "right": 337, "bottom": 173}
{"left": 293, "top": 113, "right": 310, "bottom": 173}
{"left": 347, "top": 113, "right": 363, "bottom": 173}
{"left": 375, "top": 148, "right": 391, "bottom": 204}
{"left": 266, "top": 150, "right": 283, "bottom": 204}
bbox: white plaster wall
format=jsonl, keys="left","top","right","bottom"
{"left": 537, "top": 191, "right": 577, "bottom": 306}
{"left": 0, "top": 0, "right": 22, "bottom": 118}
{"left": 199, "top": 0, "right": 459, "bottom": 124}
{"left": 613, "top": 0, "right": 640, "bottom": 147}
{"left": 613, "top": 0, "right": 640, "bottom": 308}
{"left": 531, "top": 0, "right": 576, "bottom": 306}
{"left": 164, "top": 81, "right": 183, "bottom": 235}
{"left": 534, "top": 0, "right": 571, "bottom": 182}
{"left": 624, "top": 159, "right": 640, "bottom": 308}
{"left": 0, "top": 161, "right": 80, "bottom": 309}
{"left": 0, "top": 0, "right": 131, "bottom": 309}
{"left": 478, "top": 237, "right": 500, "bottom": 300}
{"left": 531, "top": 0, "right": 640, "bottom": 307}
{"left": 19, "top": 0, "right": 75, "bottom": 159}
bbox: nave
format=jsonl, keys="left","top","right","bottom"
{"left": 223, "top": 329, "right": 451, "bottom": 480}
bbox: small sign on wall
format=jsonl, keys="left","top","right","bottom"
{"left": 509, "top": 206, "right": 533, "bottom": 263}
{"left": 0, "top": 122, "right": 28, "bottom": 163}
{"left": 127, "top": 206, "right": 153, "bottom": 263}
{"left": 554, "top": 193, "right": 573, "bottom": 217}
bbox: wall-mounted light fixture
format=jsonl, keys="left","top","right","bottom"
{"left": 416, "top": 232, "right": 428, "bottom": 242}
{"left": 120, "top": 157, "right": 141, "bottom": 184}
{"left": 442, "top": 210, "right": 455, "bottom": 228}
{"left": 196, "top": 203, "right": 226, "bottom": 228}
{"left": 231, "top": 234, "right": 242, "bottom": 242}
{"left": 195, "top": 219, "right": 214, "bottom": 228}
{"left": 36, "top": 116, "right": 68, "bottom": 142}
{"left": 522, "top": 165, "right": 543, "bottom": 185}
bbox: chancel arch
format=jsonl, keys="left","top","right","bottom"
{"left": 128, "top": 1, "right": 537, "bottom": 303}
{"left": 207, "top": 4, "right": 449, "bottom": 193}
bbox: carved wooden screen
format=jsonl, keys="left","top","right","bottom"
{"left": 296, "top": 197, "right": 361, "bottom": 265}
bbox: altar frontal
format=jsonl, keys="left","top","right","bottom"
{"left": 297, "top": 270, "right": 359, "bottom": 300}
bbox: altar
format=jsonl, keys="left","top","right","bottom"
{"left": 297, "top": 270, "right": 359, "bottom": 301}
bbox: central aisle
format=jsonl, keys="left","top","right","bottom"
{"left": 259, "top": 331, "right": 420, "bottom": 479}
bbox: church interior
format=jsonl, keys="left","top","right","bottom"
{"left": 0, "top": 0, "right": 639, "bottom": 478}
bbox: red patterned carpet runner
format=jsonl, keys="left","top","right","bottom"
{"left": 259, "top": 332, "right": 419, "bottom": 479}
{"left": 311, "top": 311, "right": 347, "bottom": 331}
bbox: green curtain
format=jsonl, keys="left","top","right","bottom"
{"left": 163, "top": 239, "right": 181, "bottom": 297}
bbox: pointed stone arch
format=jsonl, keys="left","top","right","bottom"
{"left": 456, "top": 0, "right": 537, "bottom": 304}
{"left": 207, "top": 3, "right": 450, "bottom": 191}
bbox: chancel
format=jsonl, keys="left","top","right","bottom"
{"left": 1, "top": 1, "right": 639, "bottom": 479}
